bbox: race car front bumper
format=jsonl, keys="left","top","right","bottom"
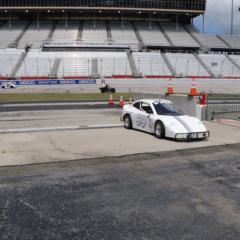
{"left": 175, "top": 131, "right": 210, "bottom": 140}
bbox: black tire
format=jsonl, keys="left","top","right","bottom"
{"left": 154, "top": 121, "right": 165, "bottom": 139}
{"left": 111, "top": 88, "right": 116, "bottom": 93}
{"left": 123, "top": 114, "right": 132, "bottom": 129}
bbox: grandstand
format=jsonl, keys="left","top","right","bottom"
{"left": 0, "top": 0, "right": 240, "bottom": 80}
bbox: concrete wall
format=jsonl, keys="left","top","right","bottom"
{"left": 134, "top": 92, "right": 200, "bottom": 118}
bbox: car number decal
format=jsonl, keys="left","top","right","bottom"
{"left": 136, "top": 115, "right": 146, "bottom": 128}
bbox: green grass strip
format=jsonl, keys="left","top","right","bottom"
{"left": 0, "top": 92, "right": 133, "bottom": 102}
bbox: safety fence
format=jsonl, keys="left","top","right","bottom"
{"left": 206, "top": 94, "right": 240, "bottom": 121}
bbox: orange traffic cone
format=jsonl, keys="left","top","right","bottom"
{"left": 129, "top": 97, "right": 133, "bottom": 105}
{"left": 166, "top": 78, "right": 174, "bottom": 95}
{"left": 119, "top": 96, "right": 125, "bottom": 108}
{"left": 108, "top": 94, "right": 114, "bottom": 105}
{"left": 189, "top": 78, "right": 197, "bottom": 96}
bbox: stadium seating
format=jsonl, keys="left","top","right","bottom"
{"left": 0, "top": 19, "right": 240, "bottom": 80}
{"left": 135, "top": 21, "right": 170, "bottom": 46}
{"left": 52, "top": 21, "right": 79, "bottom": 41}
{"left": 110, "top": 21, "right": 138, "bottom": 44}
{"left": 58, "top": 52, "right": 131, "bottom": 78}
{"left": 185, "top": 25, "right": 228, "bottom": 49}
{"left": 18, "top": 21, "right": 53, "bottom": 49}
{"left": 0, "top": 49, "right": 23, "bottom": 78}
{"left": 165, "top": 53, "right": 209, "bottom": 77}
{"left": 82, "top": 20, "right": 108, "bottom": 43}
{"left": 0, "top": 20, "right": 239, "bottom": 51}
{"left": 132, "top": 52, "right": 172, "bottom": 76}
{"left": 161, "top": 23, "right": 199, "bottom": 47}
{"left": 0, "top": 21, "right": 28, "bottom": 48}
{"left": 218, "top": 35, "right": 240, "bottom": 49}
{"left": 17, "top": 50, "right": 58, "bottom": 78}
{"left": 198, "top": 54, "right": 240, "bottom": 77}
{"left": 15, "top": 51, "right": 131, "bottom": 78}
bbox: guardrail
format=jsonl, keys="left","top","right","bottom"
{"left": 206, "top": 94, "right": 240, "bottom": 120}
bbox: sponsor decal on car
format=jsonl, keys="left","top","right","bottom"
{"left": 136, "top": 115, "right": 146, "bottom": 128}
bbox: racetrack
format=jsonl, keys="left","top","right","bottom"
{"left": 0, "top": 144, "right": 240, "bottom": 240}
{"left": 1, "top": 78, "right": 240, "bottom": 94}
{"left": 0, "top": 108, "right": 239, "bottom": 166}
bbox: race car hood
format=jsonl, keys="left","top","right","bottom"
{"left": 160, "top": 115, "right": 207, "bottom": 134}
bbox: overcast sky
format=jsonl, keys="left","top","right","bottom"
{"left": 194, "top": 0, "right": 240, "bottom": 34}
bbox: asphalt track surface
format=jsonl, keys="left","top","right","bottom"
{"left": 0, "top": 102, "right": 116, "bottom": 112}
{"left": 0, "top": 144, "right": 240, "bottom": 240}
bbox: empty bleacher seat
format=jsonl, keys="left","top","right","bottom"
{"left": 219, "top": 35, "right": 240, "bottom": 49}
{"left": 186, "top": 25, "right": 228, "bottom": 49}
{"left": 136, "top": 21, "right": 170, "bottom": 46}
{"left": 57, "top": 51, "right": 131, "bottom": 77}
{"left": 199, "top": 54, "right": 240, "bottom": 77}
{"left": 52, "top": 21, "right": 79, "bottom": 41}
{"left": 18, "top": 21, "right": 53, "bottom": 49}
{"left": 0, "top": 49, "right": 23, "bottom": 77}
{"left": 0, "top": 21, "right": 28, "bottom": 48}
{"left": 161, "top": 23, "right": 199, "bottom": 47}
{"left": 132, "top": 52, "right": 172, "bottom": 76}
{"left": 82, "top": 21, "right": 107, "bottom": 43}
{"left": 110, "top": 21, "right": 138, "bottom": 44}
{"left": 166, "top": 53, "right": 209, "bottom": 77}
{"left": 15, "top": 51, "right": 131, "bottom": 78}
{"left": 17, "top": 50, "right": 58, "bottom": 77}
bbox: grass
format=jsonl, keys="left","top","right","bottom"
{"left": 0, "top": 92, "right": 133, "bottom": 102}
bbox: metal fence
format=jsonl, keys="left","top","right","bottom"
{"left": 206, "top": 94, "right": 240, "bottom": 121}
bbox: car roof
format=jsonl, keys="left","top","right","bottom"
{"left": 135, "top": 99, "right": 173, "bottom": 105}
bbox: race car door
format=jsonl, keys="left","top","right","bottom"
{"left": 134, "top": 101, "right": 154, "bottom": 133}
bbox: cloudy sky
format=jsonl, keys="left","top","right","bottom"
{"left": 194, "top": 0, "right": 240, "bottom": 34}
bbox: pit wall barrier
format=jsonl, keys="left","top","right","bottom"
{"left": 0, "top": 79, "right": 96, "bottom": 85}
{"left": 134, "top": 93, "right": 207, "bottom": 120}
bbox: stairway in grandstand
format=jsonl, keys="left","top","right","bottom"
{"left": 11, "top": 21, "right": 32, "bottom": 48}
{"left": 47, "top": 21, "right": 58, "bottom": 40}
{"left": 127, "top": 51, "right": 141, "bottom": 77}
{"left": 76, "top": 21, "right": 83, "bottom": 41}
{"left": 105, "top": 21, "right": 112, "bottom": 40}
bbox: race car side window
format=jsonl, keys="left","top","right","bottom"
{"left": 141, "top": 102, "right": 153, "bottom": 114}
{"left": 133, "top": 102, "right": 141, "bottom": 110}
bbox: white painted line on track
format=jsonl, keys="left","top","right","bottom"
{"left": 2, "top": 102, "right": 110, "bottom": 107}
{"left": 0, "top": 124, "right": 123, "bottom": 134}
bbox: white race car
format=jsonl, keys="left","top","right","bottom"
{"left": 1, "top": 82, "right": 16, "bottom": 89}
{"left": 121, "top": 99, "right": 209, "bottom": 140}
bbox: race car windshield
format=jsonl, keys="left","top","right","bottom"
{"left": 153, "top": 102, "right": 179, "bottom": 115}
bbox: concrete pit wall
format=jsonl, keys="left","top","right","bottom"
{"left": 134, "top": 93, "right": 206, "bottom": 120}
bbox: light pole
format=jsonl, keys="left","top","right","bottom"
{"left": 220, "top": 60, "right": 225, "bottom": 77}
{"left": 202, "top": 13, "right": 205, "bottom": 34}
{"left": 231, "top": 0, "right": 234, "bottom": 35}
{"left": 186, "top": 60, "right": 190, "bottom": 76}
{"left": 149, "top": 12, "right": 152, "bottom": 30}
{"left": 176, "top": 14, "right": 179, "bottom": 32}
{"left": 175, "top": 59, "right": 178, "bottom": 74}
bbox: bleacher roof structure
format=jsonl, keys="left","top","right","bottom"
{"left": 0, "top": 0, "right": 206, "bottom": 14}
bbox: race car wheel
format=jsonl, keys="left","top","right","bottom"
{"left": 123, "top": 114, "right": 132, "bottom": 129}
{"left": 111, "top": 88, "right": 116, "bottom": 93}
{"left": 154, "top": 121, "right": 165, "bottom": 139}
